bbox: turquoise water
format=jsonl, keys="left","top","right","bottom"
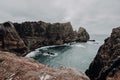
{"left": 26, "top": 34, "right": 109, "bottom": 72}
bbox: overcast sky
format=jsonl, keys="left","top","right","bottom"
{"left": 0, "top": 0, "right": 120, "bottom": 34}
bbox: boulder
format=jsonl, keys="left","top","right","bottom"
{"left": 85, "top": 27, "right": 120, "bottom": 80}
{"left": 0, "top": 51, "right": 90, "bottom": 80}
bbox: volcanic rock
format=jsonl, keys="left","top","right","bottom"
{"left": 0, "top": 21, "right": 90, "bottom": 56}
{"left": 0, "top": 51, "right": 90, "bottom": 80}
{"left": 85, "top": 27, "right": 120, "bottom": 80}
{"left": 76, "top": 27, "right": 90, "bottom": 42}
{"left": 0, "top": 22, "right": 27, "bottom": 55}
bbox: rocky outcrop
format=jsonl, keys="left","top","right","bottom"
{"left": 85, "top": 27, "right": 120, "bottom": 80}
{"left": 0, "top": 22, "right": 27, "bottom": 55}
{"left": 77, "top": 27, "right": 90, "bottom": 42}
{"left": 14, "top": 21, "right": 76, "bottom": 50}
{"left": 0, "top": 51, "right": 90, "bottom": 80}
{"left": 0, "top": 21, "right": 89, "bottom": 56}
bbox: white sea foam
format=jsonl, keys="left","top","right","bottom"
{"left": 25, "top": 51, "right": 36, "bottom": 57}
{"left": 25, "top": 49, "right": 41, "bottom": 57}
{"left": 71, "top": 44, "right": 85, "bottom": 48}
{"left": 43, "top": 52, "right": 58, "bottom": 57}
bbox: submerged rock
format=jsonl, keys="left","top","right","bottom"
{"left": 0, "top": 51, "right": 90, "bottom": 80}
{"left": 85, "top": 27, "right": 120, "bottom": 80}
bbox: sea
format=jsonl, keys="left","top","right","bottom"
{"left": 26, "top": 34, "right": 109, "bottom": 72}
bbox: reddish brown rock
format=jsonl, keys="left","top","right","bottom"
{"left": 0, "top": 21, "right": 89, "bottom": 56}
{"left": 0, "top": 22, "right": 27, "bottom": 55}
{"left": 14, "top": 21, "right": 89, "bottom": 54}
{"left": 0, "top": 51, "right": 89, "bottom": 80}
{"left": 85, "top": 27, "right": 120, "bottom": 80}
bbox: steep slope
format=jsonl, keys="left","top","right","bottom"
{"left": 0, "top": 22, "right": 27, "bottom": 55}
{"left": 0, "top": 51, "right": 90, "bottom": 80}
{"left": 86, "top": 27, "right": 120, "bottom": 80}
{"left": 0, "top": 21, "right": 90, "bottom": 56}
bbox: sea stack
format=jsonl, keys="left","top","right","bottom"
{"left": 77, "top": 27, "right": 90, "bottom": 42}
{"left": 86, "top": 27, "right": 120, "bottom": 80}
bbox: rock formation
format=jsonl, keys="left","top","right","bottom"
{"left": 85, "top": 27, "right": 120, "bottom": 80}
{"left": 77, "top": 27, "right": 90, "bottom": 42}
{"left": 0, "top": 21, "right": 90, "bottom": 56}
{"left": 0, "top": 22, "right": 27, "bottom": 55}
{"left": 0, "top": 51, "right": 90, "bottom": 80}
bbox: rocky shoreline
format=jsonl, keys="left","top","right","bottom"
{"left": 0, "top": 21, "right": 120, "bottom": 80}
{"left": 86, "top": 27, "right": 120, "bottom": 80}
{"left": 0, "top": 21, "right": 89, "bottom": 56}
{"left": 0, "top": 51, "right": 90, "bottom": 80}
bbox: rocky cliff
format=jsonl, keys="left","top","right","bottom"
{"left": 0, "top": 51, "right": 90, "bottom": 80}
{"left": 77, "top": 27, "right": 90, "bottom": 42}
{"left": 0, "top": 21, "right": 89, "bottom": 56}
{"left": 85, "top": 27, "right": 120, "bottom": 80}
{"left": 0, "top": 22, "right": 27, "bottom": 55}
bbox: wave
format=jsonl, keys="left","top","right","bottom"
{"left": 43, "top": 52, "right": 58, "bottom": 57}
{"left": 71, "top": 44, "right": 85, "bottom": 48}
{"left": 25, "top": 51, "right": 36, "bottom": 57}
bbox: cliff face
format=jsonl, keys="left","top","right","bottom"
{"left": 85, "top": 27, "right": 120, "bottom": 80}
{"left": 77, "top": 27, "right": 90, "bottom": 42}
{"left": 0, "top": 22, "right": 27, "bottom": 55}
{"left": 0, "top": 51, "right": 90, "bottom": 80}
{"left": 0, "top": 21, "right": 89, "bottom": 55}
{"left": 14, "top": 21, "right": 75, "bottom": 50}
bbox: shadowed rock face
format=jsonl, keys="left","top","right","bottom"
{"left": 13, "top": 21, "right": 89, "bottom": 54}
{"left": 0, "top": 51, "right": 90, "bottom": 80}
{"left": 0, "top": 22, "right": 27, "bottom": 55}
{"left": 77, "top": 27, "right": 90, "bottom": 42}
{"left": 85, "top": 27, "right": 120, "bottom": 80}
{"left": 0, "top": 21, "right": 89, "bottom": 56}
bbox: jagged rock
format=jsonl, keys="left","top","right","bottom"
{"left": 14, "top": 21, "right": 90, "bottom": 52}
{"left": 0, "top": 22, "right": 27, "bottom": 55}
{"left": 0, "top": 51, "right": 90, "bottom": 80}
{"left": 76, "top": 27, "right": 90, "bottom": 42}
{"left": 85, "top": 27, "right": 120, "bottom": 80}
{"left": 0, "top": 21, "right": 90, "bottom": 56}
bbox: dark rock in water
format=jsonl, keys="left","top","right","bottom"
{"left": 88, "top": 40, "right": 95, "bottom": 42}
{"left": 0, "top": 21, "right": 89, "bottom": 56}
{"left": 76, "top": 27, "right": 90, "bottom": 42}
{"left": 0, "top": 51, "right": 90, "bottom": 80}
{"left": 85, "top": 27, "right": 120, "bottom": 80}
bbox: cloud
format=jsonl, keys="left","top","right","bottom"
{"left": 0, "top": 0, "right": 120, "bottom": 34}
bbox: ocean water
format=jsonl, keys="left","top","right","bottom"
{"left": 26, "top": 34, "right": 109, "bottom": 72}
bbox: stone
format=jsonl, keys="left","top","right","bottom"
{"left": 0, "top": 22, "right": 27, "bottom": 55}
{"left": 0, "top": 21, "right": 90, "bottom": 56}
{"left": 85, "top": 27, "right": 120, "bottom": 80}
{"left": 76, "top": 27, "right": 90, "bottom": 42}
{"left": 0, "top": 51, "right": 90, "bottom": 80}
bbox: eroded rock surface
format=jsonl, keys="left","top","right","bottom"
{"left": 0, "top": 21, "right": 90, "bottom": 56}
{"left": 14, "top": 21, "right": 89, "bottom": 51}
{"left": 86, "top": 27, "right": 120, "bottom": 80}
{"left": 0, "top": 22, "right": 27, "bottom": 55}
{"left": 0, "top": 51, "right": 89, "bottom": 80}
{"left": 77, "top": 27, "right": 90, "bottom": 42}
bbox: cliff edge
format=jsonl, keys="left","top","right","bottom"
{"left": 0, "top": 21, "right": 89, "bottom": 56}
{"left": 86, "top": 27, "right": 120, "bottom": 80}
{"left": 0, "top": 51, "right": 89, "bottom": 80}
